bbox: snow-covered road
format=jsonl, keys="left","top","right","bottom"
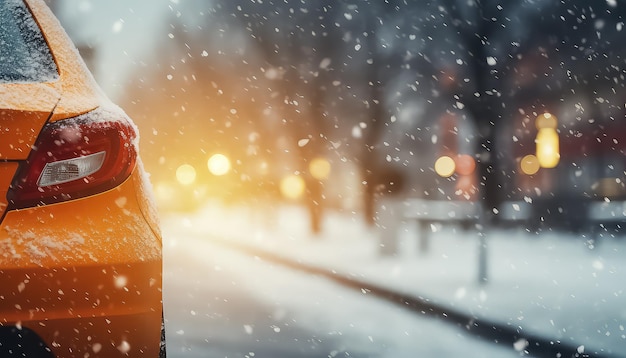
{"left": 161, "top": 202, "right": 626, "bottom": 357}
{"left": 162, "top": 228, "right": 524, "bottom": 357}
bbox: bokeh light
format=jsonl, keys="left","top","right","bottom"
{"left": 207, "top": 153, "right": 231, "bottom": 176}
{"left": 454, "top": 154, "right": 476, "bottom": 176}
{"left": 280, "top": 174, "right": 306, "bottom": 200}
{"left": 434, "top": 156, "right": 456, "bottom": 177}
{"left": 536, "top": 128, "right": 560, "bottom": 168}
{"left": 309, "top": 157, "right": 331, "bottom": 180}
{"left": 520, "top": 154, "right": 540, "bottom": 175}
{"left": 176, "top": 164, "right": 197, "bottom": 185}
{"left": 535, "top": 112, "right": 557, "bottom": 129}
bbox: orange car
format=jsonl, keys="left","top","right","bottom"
{"left": 0, "top": 0, "right": 163, "bottom": 357}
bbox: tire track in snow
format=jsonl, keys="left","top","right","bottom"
{"left": 210, "top": 236, "right": 621, "bottom": 358}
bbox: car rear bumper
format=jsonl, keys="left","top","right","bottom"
{"left": 0, "top": 170, "right": 163, "bottom": 357}
{"left": 1, "top": 309, "right": 161, "bottom": 357}
{"left": 0, "top": 262, "right": 162, "bottom": 357}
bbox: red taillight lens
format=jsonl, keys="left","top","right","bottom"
{"left": 7, "top": 109, "right": 137, "bottom": 209}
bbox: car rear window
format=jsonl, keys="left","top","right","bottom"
{"left": 0, "top": 0, "right": 58, "bottom": 83}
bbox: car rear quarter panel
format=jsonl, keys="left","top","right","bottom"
{"left": 0, "top": 169, "right": 161, "bottom": 268}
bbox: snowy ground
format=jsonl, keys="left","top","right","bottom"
{"left": 161, "top": 201, "right": 626, "bottom": 357}
{"left": 163, "top": 228, "right": 525, "bottom": 357}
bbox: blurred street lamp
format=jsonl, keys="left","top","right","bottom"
{"left": 434, "top": 155, "right": 456, "bottom": 178}
{"left": 535, "top": 113, "right": 560, "bottom": 168}
{"left": 176, "top": 164, "right": 197, "bottom": 185}
{"left": 520, "top": 154, "right": 540, "bottom": 175}
{"left": 280, "top": 174, "right": 305, "bottom": 200}
{"left": 454, "top": 154, "right": 476, "bottom": 176}
{"left": 207, "top": 153, "right": 231, "bottom": 176}
{"left": 309, "top": 157, "right": 331, "bottom": 180}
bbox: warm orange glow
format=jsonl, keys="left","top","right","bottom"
{"left": 309, "top": 157, "right": 331, "bottom": 180}
{"left": 280, "top": 174, "right": 306, "bottom": 200}
{"left": 455, "top": 154, "right": 476, "bottom": 176}
{"left": 520, "top": 154, "right": 540, "bottom": 175}
{"left": 435, "top": 156, "right": 456, "bottom": 177}
{"left": 176, "top": 164, "right": 197, "bottom": 185}
{"left": 207, "top": 153, "right": 231, "bottom": 176}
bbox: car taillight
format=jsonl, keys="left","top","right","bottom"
{"left": 7, "top": 109, "right": 137, "bottom": 209}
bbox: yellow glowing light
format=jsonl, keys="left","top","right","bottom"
{"left": 455, "top": 154, "right": 476, "bottom": 176}
{"left": 536, "top": 128, "right": 560, "bottom": 168}
{"left": 535, "top": 112, "right": 557, "bottom": 130}
{"left": 176, "top": 164, "right": 197, "bottom": 185}
{"left": 520, "top": 154, "right": 540, "bottom": 175}
{"left": 280, "top": 175, "right": 306, "bottom": 200}
{"left": 207, "top": 153, "right": 231, "bottom": 176}
{"left": 435, "top": 156, "right": 456, "bottom": 177}
{"left": 533, "top": 113, "right": 560, "bottom": 169}
{"left": 309, "top": 157, "right": 331, "bottom": 180}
